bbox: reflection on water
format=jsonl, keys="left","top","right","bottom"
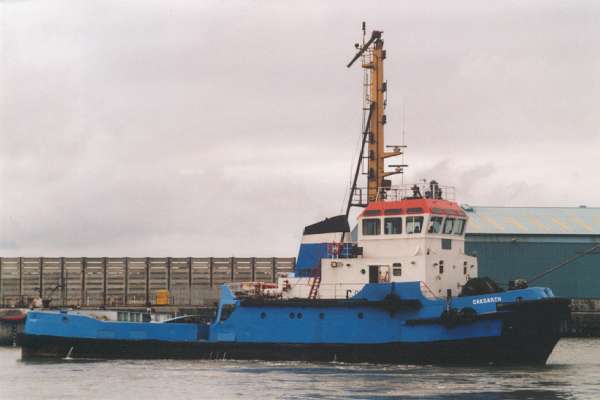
{"left": 1, "top": 338, "right": 598, "bottom": 400}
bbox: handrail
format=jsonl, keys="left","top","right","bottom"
{"left": 352, "top": 184, "right": 456, "bottom": 206}
{"left": 228, "top": 280, "right": 441, "bottom": 301}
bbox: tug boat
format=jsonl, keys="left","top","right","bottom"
{"left": 20, "top": 27, "right": 570, "bottom": 364}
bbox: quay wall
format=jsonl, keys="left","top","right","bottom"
{"left": 0, "top": 257, "right": 295, "bottom": 308}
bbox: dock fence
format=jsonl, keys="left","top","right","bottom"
{"left": 0, "top": 257, "right": 295, "bottom": 308}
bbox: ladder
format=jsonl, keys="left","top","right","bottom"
{"left": 308, "top": 271, "right": 321, "bottom": 300}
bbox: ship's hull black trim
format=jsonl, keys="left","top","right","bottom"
{"left": 407, "top": 297, "right": 571, "bottom": 327}
{"left": 20, "top": 332, "right": 560, "bottom": 365}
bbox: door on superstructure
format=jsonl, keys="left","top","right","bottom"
{"left": 369, "top": 265, "right": 379, "bottom": 283}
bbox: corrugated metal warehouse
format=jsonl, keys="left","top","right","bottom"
{"left": 464, "top": 206, "right": 600, "bottom": 299}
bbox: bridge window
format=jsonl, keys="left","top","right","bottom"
{"left": 364, "top": 209, "right": 382, "bottom": 216}
{"left": 453, "top": 219, "right": 466, "bottom": 235}
{"left": 406, "top": 216, "right": 424, "bottom": 234}
{"left": 384, "top": 208, "right": 403, "bottom": 215}
{"left": 362, "top": 219, "right": 381, "bottom": 235}
{"left": 428, "top": 216, "right": 443, "bottom": 234}
{"left": 384, "top": 217, "right": 402, "bottom": 234}
{"left": 443, "top": 217, "right": 455, "bottom": 234}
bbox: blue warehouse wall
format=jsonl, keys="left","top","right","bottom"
{"left": 465, "top": 235, "right": 600, "bottom": 299}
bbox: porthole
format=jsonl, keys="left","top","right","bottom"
{"left": 357, "top": 312, "right": 364, "bottom": 319}
{"left": 361, "top": 269, "right": 366, "bottom": 275}
{"left": 319, "top": 313, "right": 325, "bottom": 320}
{"left": 260, "top": 312, "right": 266, "bottom": 319}
{"left": 297, "top": 312, "right": 303, "bottom": 319}
{"left": 289, "top": 312, "right": 295, "bottom": 319}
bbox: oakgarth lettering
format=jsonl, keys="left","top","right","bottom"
{"left": 473, "top": 296, "right": 502, "bottom": 305}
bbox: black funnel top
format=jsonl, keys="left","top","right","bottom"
{"left": 303, "top": 215, "right": 350, "bottom": 235}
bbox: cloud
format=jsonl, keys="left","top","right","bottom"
{"left": 1, "top": 0, "right": 599, "bottom": 256}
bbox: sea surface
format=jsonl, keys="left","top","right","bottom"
{"left": 0, "top": 338, "right": 599, "bottom": 400}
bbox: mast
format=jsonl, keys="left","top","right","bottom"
{"left": 347, "top": 24, "right": 405, "bottom": 206}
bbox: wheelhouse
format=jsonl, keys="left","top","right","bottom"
{"left": 358, "top": 199, "right": 468, "bottom": 240}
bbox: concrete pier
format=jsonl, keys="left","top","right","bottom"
{"left": 571, "top": 299, "right": 600, "bottom": 337}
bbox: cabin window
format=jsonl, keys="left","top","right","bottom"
{"left": 441, "top": 238, "right": 452, "bottom": 250}
{"left": 364, "top": 209, "right": 382, "bottom": 216}
{"left": 453, "top": 219, "right": 466, "bottom": 235}
{"left": 384, "top": 208, "right": 403, "bottom": 215}
{"left": 393, "top": 263, "right": 402, "bottom": 276}
{"left": 407, "top": 207, "right": 424, "bottom": 214}
{"left": 428, "top": 216, "right": 444, "bottom": 234}
{"left": 443, "top": 217, "right": 455, "bottom": 234}
{"left": 384, "top": 217, "right": 402, "bottom": 234}
{"left": 362, "top": 218, "right": 381, "bottom": 235}
{"left": 406, "top": 216, "right": 424, "bottom": 234}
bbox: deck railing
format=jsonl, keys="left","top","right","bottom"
{"left": 351, "top": 183, "right": 456, "bottom": 206}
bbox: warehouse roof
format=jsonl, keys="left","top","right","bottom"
{"left": 463, "top": 206, "right": 600, "bottom": 235}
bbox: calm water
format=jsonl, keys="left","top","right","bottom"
{"left": 1, "top": 339, "right": 599, "bottom": 400}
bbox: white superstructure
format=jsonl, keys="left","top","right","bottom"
{"left": 277, "top": 196, "right": 478, "bottom": 300}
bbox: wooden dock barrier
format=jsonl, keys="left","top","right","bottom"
{"left": 0, "top": 257, "right": 295, "bottom": 307}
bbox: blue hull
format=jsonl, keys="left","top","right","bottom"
{"left": 20, "top": 283, "right": 571, "bottom": 364}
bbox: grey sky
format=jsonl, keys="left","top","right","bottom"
{"left": 1, "top": 1, "right": 599, "bottom": 256}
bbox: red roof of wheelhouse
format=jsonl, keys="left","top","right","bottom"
{"left": 358, "top": 198, "right": 466, "bottom": 218}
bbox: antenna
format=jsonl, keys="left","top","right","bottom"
{"left": 346, "top": 26, "right": 403, "bottom": 204}
{"left": 346, "top": 30, "right": 382, "bottom": 68}
{"left": 401, "top": 102, "right": 406, "bottom": 186}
